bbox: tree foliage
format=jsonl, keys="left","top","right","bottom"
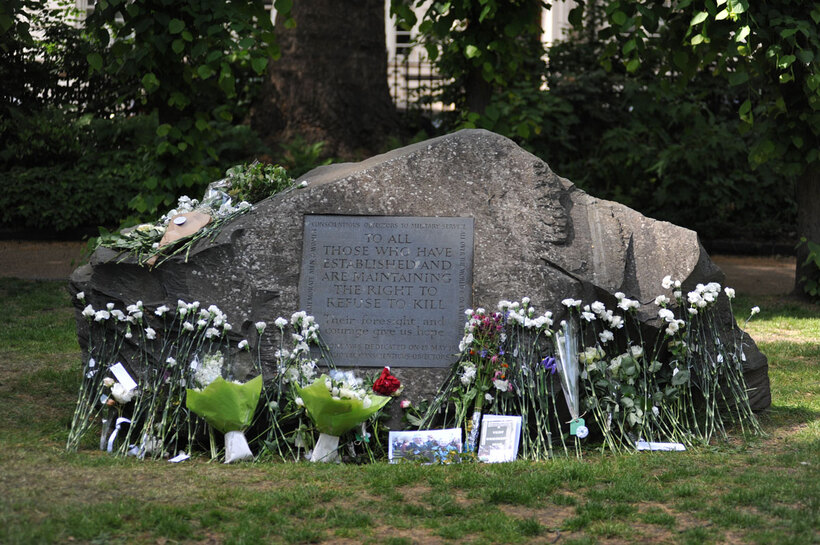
{"left": 392, "top": 0, "right": 547, "bottom": 122}
{"left": 82, "top": 0, "right": 290, "bottom": 216}
{"left": 570, "top": 0, "right": 819, "bottom": 295}
{"left": 579, "top": 0, "right": 819, "bottom": 177}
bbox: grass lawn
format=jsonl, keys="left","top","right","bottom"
{"left": 0, "top": 278, "right": 817, "bottom": 545}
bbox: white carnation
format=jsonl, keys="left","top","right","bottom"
{"left": 111, "top": 383, "right": 136, "bottom": 404}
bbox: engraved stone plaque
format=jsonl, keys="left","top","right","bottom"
{"left": 299, "top": 215, "right": 474, "bottom": 367}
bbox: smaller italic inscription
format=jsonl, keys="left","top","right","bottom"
{"left": 299, "top": 215, "right": 474, "bottom": 367}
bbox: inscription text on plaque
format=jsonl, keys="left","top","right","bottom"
{"left": 299, "top": 215, "right": 474, "bottom": 367}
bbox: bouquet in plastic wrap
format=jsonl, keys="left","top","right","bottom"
{"left": 555, "top": 315, "right": 587, "bottom": 439}
{"left": 297, "top": 371, "right": 390, "bottom": 462}
{"left": 186, "top": 373, "right": 263, "bottom": 463}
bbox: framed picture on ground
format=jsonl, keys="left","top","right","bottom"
{"left": 388, "top": 428, "right": 462, "bottom": 464}
{"left": 477, "top": 414, "right": 522, "bottom": 463}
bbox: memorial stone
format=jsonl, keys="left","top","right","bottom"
{"left": 70, "top": 129, "right": 771, "bottom": 410}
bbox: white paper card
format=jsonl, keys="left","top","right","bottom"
{"left": 636, "top": 440, "right": 686, "bottom": 451}
{"left": 109, "top": 363, "right": 138, "bottom": 391}
{"left": 169, "top": 452, "right": 190, "bottom": 463}
{"left": 478, "top": 414, "right": 522, "bottom": 463}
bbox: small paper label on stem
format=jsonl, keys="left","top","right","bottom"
{"left": 109, "top": 363, "right": 137, "bottom": 391}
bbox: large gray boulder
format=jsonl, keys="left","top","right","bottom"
{"left": 70, "top": 129, "right": 770, "bottom": 410}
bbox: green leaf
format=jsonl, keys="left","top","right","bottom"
{"left": 568, "top": 6, "right": 583, "bottom": 27}
{"left": 777, "top": 55, "right": 796, "bottom": 69}
{"left": 728, "top": 70, "right": 749, "bottom": 86}
{"left": 156, "top": 124, "right": 172, "bottom": 137}
{"left": 673, "top": 51, "right": 690, "bottom": 70}
{"left": 197, "top": 65, "right": 215, "bottom": 79}
{"left": 87, "top": 52, "right": 103, "bottom": 72}
{"left": 727, "top": 0, "right": 747, "bottom": 14}
{"left": 406, "top": 412, "right": 423, "bottom": 427}
{"left": 715, "top": 9, "right": 728, "bottom": 20}
{"left": 274, "top": 0, "right": 293, "bottom": 14}
{"left": 735, "top": 25, "right": 750, "bottom": 43}
{"left": 239, "top": 37, "right": 255, "bottom": 49}
{"left": 251, "top": 56, "right": 268, "bottom": 75}
{"left": 671, "top": 369, "right": 689, "bottom": 386}
{"left": 168, "top": 18, "right": 185, "bottom": 34}
{"left": 218, "top": 64, "right": 236, "bottom": 96}
{"left": 0, "top": 14, "right": 14, "bottom": 34}
{"left": 739, "top": 99, "right": 753, "bottom": 124}
{"left": 464, "top": 44, "right": 480, "bottom": 59}
{"left": 141, "top": 72, "right": 160, "bottom": 92}
{"left": 172, "top": 39, "right": 185, "bottom": 54}
{"left": 626, "top": 58, "right": 640, "bottom": 73}
{"left": 611, "top": 11, "right": 627, "bottom": 26}
{"left": 691, "top": 34, "right": 704, "bottom": 45}
{"left": 479, "top": 4, "right": 492, "bottom": 23}
{"left": 796, "top": 49, "right": 814, "bottom": 64}
{"left": 690, "top": 11, "right": 709, "bottom": 26}
{"left": 623, "top": 39, "right": 636, "bottom": 55}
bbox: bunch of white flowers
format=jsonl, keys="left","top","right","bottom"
{"left": 325, "top": 370, "right": 371, "bottom": 408}
{"left": 500, "top": 297, "right": 553, "bottom": 331}
{"left": 579, "top": 346, "right": 606, "bottom": 365}
{"left": 193, "top": 352, "right": 224, "bottom": 388}
{"left": 614, "top": 292, "right": 640, "bottom": 312}
{"left": 460, "top": 363, "right": 477, "bottom": 385}
{"left": 272, "top": 311, "right": 322, "bottom": 386}
{"left": 159, "top": 195, "right": 200, "bottom": 225}
{"left": 657, "top": 306, "right": 686, "bottom": 335}
{"left": 686, "top": 282, "right": 722, "bottom": 310}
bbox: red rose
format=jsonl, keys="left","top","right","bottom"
{"left": 372, "top": 366, "right": 401, "bottom": 396}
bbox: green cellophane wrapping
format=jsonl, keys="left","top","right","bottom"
{"left": 186, "top": 375, "right": 263, "bottom": 433}
{"left": 298, "top": 375, "right": 390, "bottom": 436}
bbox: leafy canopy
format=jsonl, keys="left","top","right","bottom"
{"left": 575, "top": 0, "right": 820, "bottom": 175}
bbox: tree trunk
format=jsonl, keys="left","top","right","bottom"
{"left": 795, "top": 167, "right": 820, "bottom": 296}
{"left": 251, "top": 0, "right": 399, "bottom": 159}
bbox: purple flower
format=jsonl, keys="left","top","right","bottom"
{"left": 541, "top": 356, "right": 557, "bottom": 375}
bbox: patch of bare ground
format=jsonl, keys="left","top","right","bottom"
{"left": 323, "top": 526, "right": 446, "bottom": 545}
{"left": 397, "top": 484, "right": 476, "bottom": 509}
{"left": 497, "top": 504, "right": 577, "bottom": 544}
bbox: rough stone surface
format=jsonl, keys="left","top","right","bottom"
{"left": 70, "top": 129, "right": 770, "bottom": 411}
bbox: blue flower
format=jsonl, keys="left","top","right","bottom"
{"left": 541, "top": 356, "right": 557, "bottom": 375}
